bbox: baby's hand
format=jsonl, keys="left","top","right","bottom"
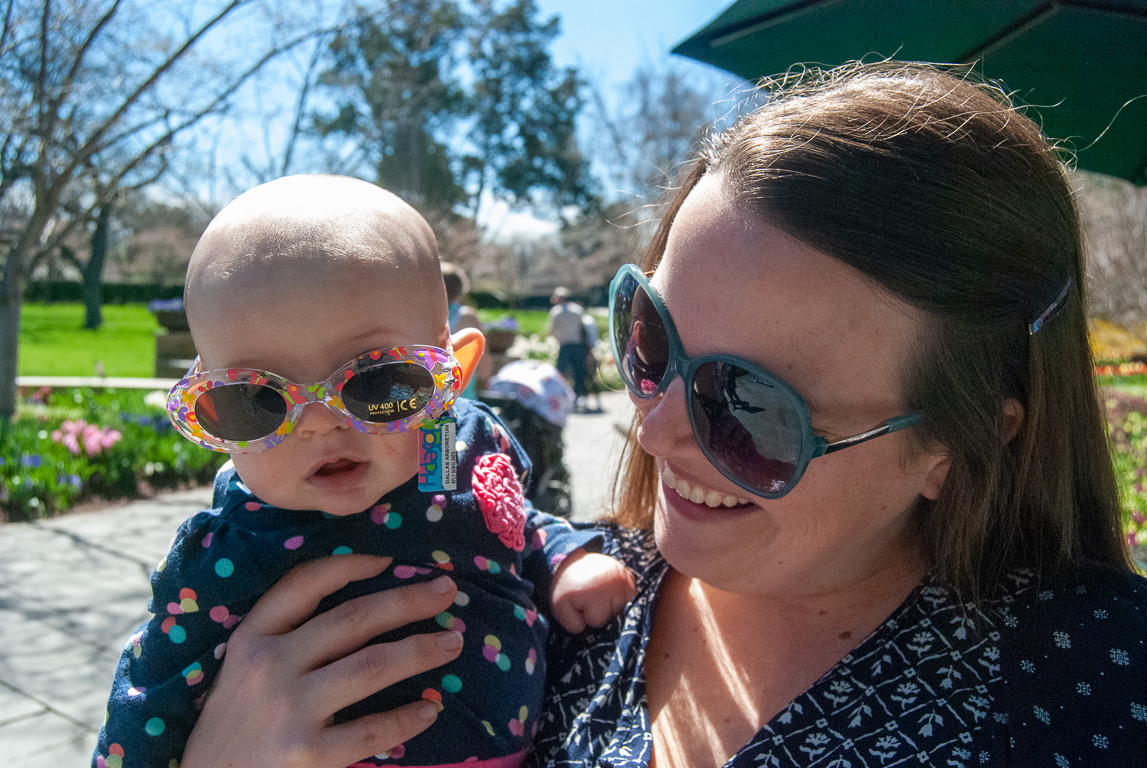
{"left": 550, "top": 548, "right": 636, "bottom": 633}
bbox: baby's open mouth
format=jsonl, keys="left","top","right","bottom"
{"left": 314, "top": 458, "right": 362, "bottom": 476}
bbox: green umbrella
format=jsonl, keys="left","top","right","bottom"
{"left": 673, "top": 0, "right": 1147, "bottom": 184}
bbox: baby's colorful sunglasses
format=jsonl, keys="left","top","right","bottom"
{"left": 167, "top": 345, "right": 463, "bottom": 453}
{"left": 609, "top": 263, "right": 922, "bottom": 499}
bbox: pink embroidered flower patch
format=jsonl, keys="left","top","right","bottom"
{"left": 472, "top": 453, "right": 526, "bottom": 551}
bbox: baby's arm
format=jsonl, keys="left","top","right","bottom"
{"left": 97, "top": 518, "right": 231, "bottom": 768}
{"left": 94, "top": 512, "right": 265, "bottom": 768}
{"left": 549, "top": 548, "right": 636, "bottom": 633}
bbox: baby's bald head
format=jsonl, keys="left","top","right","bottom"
{"left": 185, "top": 175, "right": 446, "bottom": 340}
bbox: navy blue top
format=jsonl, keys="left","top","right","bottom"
{"left": 533, "top": 526, "right": 1147, "bottom": 767}
{"left": 95, "top": 400, "right": 602, "bottom": 768}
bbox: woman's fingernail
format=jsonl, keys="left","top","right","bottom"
{"left": 438, "top": 631, "right": 463, "bottom": 651}
{"left": 429, "top": 575, "right": 453, "bottom": 594}
{"left": 419, "top": 701, "right": 438, "bottom": 721}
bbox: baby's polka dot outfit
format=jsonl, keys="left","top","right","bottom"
{"left": 94, "top": 400, "right": 601, "bottom": 768}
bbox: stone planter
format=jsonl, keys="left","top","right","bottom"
{"left": 152, "top": 310, "right": 196, "bottom": 378}
{"left": 486, "top": 328, "right": 516, "bottom": 354}
{"left": 154, "top": 309, "right": 190, "bottom": 332}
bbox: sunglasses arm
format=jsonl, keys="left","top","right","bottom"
{"left": 820, "top": 412, "right": 923, "bottom": 456}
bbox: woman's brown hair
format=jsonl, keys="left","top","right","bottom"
{"left": 608, "top": 61, "right": 1130, "bottom": 599}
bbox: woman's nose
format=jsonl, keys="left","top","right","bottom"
{"left": 634, "top": 376, "right": 695, "bottom": 457}
{"left": 294, "top": 401, "right": 348, "bottom": 435}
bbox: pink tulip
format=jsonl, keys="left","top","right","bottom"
{"left": 62, "top": 433, "right": 81, "bottom": 455}
{"left": 51, "top": 419, "right": 121, "bottom": 456}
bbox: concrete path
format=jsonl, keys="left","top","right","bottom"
{"left": 0, "top": 391, "right": 633, "bottom": 766}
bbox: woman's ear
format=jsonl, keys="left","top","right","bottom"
{"left": 920, "top": 451, "right": 951, "bottom": 501}
{"left": 450, "top": 328, "right": 486, "bottom": 390}
{"left": 1002, "top": 398, "right": 1025, "bottom": 444}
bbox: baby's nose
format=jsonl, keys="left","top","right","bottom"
{"left": 295, "top": 401, "right": 348, "bottom": 435}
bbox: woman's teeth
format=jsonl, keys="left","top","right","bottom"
{"left": 662, "top": 466, "right": 748, "bottom": 508}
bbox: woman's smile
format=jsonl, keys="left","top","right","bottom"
{"left": 661, "top": 465, "right": 747, "bottom": 509}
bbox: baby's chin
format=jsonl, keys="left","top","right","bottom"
{"left": 231, "top": 432, "right": 420, "bottom": 515}
{"left": 253, "top": 484, "right": 387, "bottom": 517}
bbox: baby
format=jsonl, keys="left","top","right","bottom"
{"left": 93, "top": 175, "right": 635, "bottom": 768}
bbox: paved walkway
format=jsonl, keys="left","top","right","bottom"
{"left": 0, "top": 391, "right": 634, "bottom": 766}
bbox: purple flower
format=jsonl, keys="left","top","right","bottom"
{"left": 57, "top": 474, "right": 82, "bottom": 489}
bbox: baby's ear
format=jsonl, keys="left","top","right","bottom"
{"left": 450, "top": 328, "right": 485, "bottom": 390}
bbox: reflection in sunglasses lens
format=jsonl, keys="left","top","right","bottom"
{"left": 618, "top": 279, "right": 670, "bottom": 397}
{"left": 343, "top": 364, "right": 435, "bottom": 423}
{"left": 612, "top": 270, "right": 811, "bottom": 496}
{"left": 692, "top": 362, "right": 800, "bottom": 495}
{"left": 197, "top": 384, "right": 288, "bottom": 441}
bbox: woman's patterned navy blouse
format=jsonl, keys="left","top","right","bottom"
{"left": 532, "top": 525, "right": 1147, "bottom": 767}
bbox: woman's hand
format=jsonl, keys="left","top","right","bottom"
{"left": 182, "top": 554, "right": 463, "bottom": 768}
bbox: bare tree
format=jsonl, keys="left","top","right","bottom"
{"left": 0, "top": 0, "right": 321, "bottom": 420}
{"left": 231, "top": 2, "right": 354, "bottom": 186}
{"left": 589, "top": 59, "right": 742, "bottom": 203}
{"left": 546, "top": 61, "right": 745, "bottom": 292}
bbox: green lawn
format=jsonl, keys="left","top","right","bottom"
{"left": 477, "top": 308, "right": 606, "bottom": 338}
{"left": 17, "top": 304, "right": 567, "bottom": 377}
{"left": 478, "top": 308, "right": 550, "bottom": 337}
{"left": 18, "top": 303, "right": 160, "bottom": 377}
{"left": 1098, "top": 374, "right": 1147, "bottom": 400}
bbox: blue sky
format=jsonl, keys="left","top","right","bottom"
{"left": 482, "top": 1, "right": 738, "bottom": 235}
{"left": 533, "top": 1, "right": 730, "bottom": 93}
{"left": 182, "top": 1, "right": 737, "bottom": 225}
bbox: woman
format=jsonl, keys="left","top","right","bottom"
{"left": 181, "top": 62, "right": 1146, "bottom": 767}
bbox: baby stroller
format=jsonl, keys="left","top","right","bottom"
{"left": 480, "top": 360, "right": 574, "bottom": 517}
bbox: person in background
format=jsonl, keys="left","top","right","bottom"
{"left": 441, "top": 262, "right": 485, "bottom": 398}
{"left": 547, "top": 287, "right": 588, "bottom": 411}
{"left": 580, "top": 312, "right": 604, "bottom": 413}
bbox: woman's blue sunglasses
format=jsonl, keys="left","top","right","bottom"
{"left": 608, "top": 264, "right": 922, "bottom": 499}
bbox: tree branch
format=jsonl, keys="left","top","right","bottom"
{"left": 57, "top": 243, "right": 82, "bottom": 272}
{"left": 60, "top": 0, "right": 123, "bottom": 95}
{"left": 35, "top": 0, "right": 50, "bottom": 166}
{"left": 84, "top": 112, "right": 171, "bottom": 159}
{"left": 43, "top": 0, "right": 125, "bottom": 147}
{"left": 0, "top": 0, "right": 16, "bottom": 59}
{"left": 62, "top": 0, "right": 249, "bottom": 179}
{"left": 280, "top": 34, "right": 329, "bottom": 176}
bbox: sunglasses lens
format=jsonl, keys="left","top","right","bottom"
{"left": 691, "top": 361, "right": 803, "bottom": 495}
{"left": 342, "top": 363, "right": 436, "bottom": 423}
{"left": 195, "top": 384, "right": 289, "bottom": 442}
{"left": 613, "top": 274, "right": 670, "bottom": 398}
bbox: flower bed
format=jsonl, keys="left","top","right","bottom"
{"left": 1095, "top": 362, "right": 1147, "bottom": 377}
{"left": 1, "top": 387, "right": 226, "bottom": 521}
{"left": 1089, "top": 318, "right": 1147, "bottom": 363}
{"left": 2, "top": 378, "right": 1145, "bottom": 565}
{"left": 1105, "top": 389, "right": 1147, "bottom": 556}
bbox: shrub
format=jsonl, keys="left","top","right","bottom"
{"left": 1090, "top": 318, "right": 1147, "bottom": 364}
{"left": 1, "top": 387, "right": 226, "bottom": 521}
{"left": 1105, "top": 389, "right": 1147, "bottom": 555}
